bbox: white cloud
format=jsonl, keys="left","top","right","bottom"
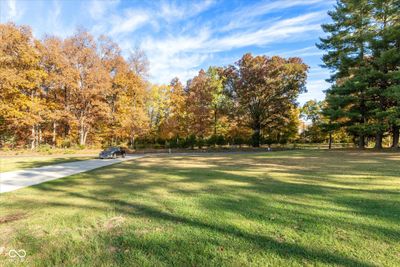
{"left": 89, "top": 0, "right": 120, "bottom": 20}
{"left": 0, "top": 0, "right": 24, "bottom": 22}
{"left": 160, "top": 0, "right": 215, "bottom": 22}
{"left": 133, "top": 11, "right": 327, "bottom": 84}
{"left": 308, "top": 66, "right": 331, "bottom": 79}
{"left": 205, "top": 12, "right": 324, "bottom": 52}
{"left": 220, "top": 0, "right": 332, "bottom": 32}
{"left": 7, "top": 0, "right": 17, "bottom": 18}
{"left": 92, "top": 0, "right": 214, "bottom": 37}
{"left": 48, "top": 0, "right": 61, "bottom": 31}
{"left": 266, "top": 46, "right": 324, "bottom": 58}
{"left": 109, "top": 9, "right": 150, "bottom": 35}
{"left": 137, "top": 28, "right": 212, "bottom": 83}
{"left": 298, "top": 79, "right": 330, "bottom": 104}
{"left": 93, "top": 1, "right": 326, "bottom": 84}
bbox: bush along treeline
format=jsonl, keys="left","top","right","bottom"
{"left": 0, "top": 23, "right": 310, "bottom": 150}
{"left": 318, "top": 0, "right": 400, "bottom": 149}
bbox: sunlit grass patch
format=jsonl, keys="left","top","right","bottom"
{"left": 0, "top": 150, "right": 399, "bottom": 266}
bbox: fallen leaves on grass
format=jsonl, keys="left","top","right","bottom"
{"left": 0, "top": 212, "right": 27, "bottom": 224}
{"left": 104, "top": 216, "right": 125, "bottom": 231}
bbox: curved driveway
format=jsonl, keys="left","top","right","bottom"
{"left": 0, "top": 155, "right": 144, "bottom": 194}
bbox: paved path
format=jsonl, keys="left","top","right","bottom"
{"left": 0, "top": 155, "right": 144, "bottom": 194}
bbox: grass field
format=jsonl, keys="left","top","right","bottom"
{"left": 0, "top": 156, "right": 94, "bottom": 173}
{"left": 0, "top": 150, "right": 399, "bottom": 266}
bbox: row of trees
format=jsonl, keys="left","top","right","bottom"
{"left": 0, "top": 23, "right": 309, "bottom": 149}
{"left": 0, "top": 23, "right": 148, "bottom": 149}
{"left": 319, "top": 0, "right": 400, "bottom": 149}
{"left": 147, "top": 55, "right": 308, "bottom": 148}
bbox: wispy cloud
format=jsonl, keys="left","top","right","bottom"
{"left": 298, "top": 79, "right": 329, "bottom": 104}
{"left": 7, "top": 0, "right": 17, "bottom": 18}
{"left": 85, "top": 0, "right": 329, "bottom": 85}
{"left": 266, "top": 46, "right": 324, "bottom": 58}
{"left": 6, "top": 0, "right": 332, "bottom": 102}
{"left": 0, "top": 0, "right": 24, "bottom": 22}
{"left": 109, "top": 9, "right": 150, "bottom": 36}
{"left": 160, "top": 0, "right": 215, "bottom": 22}
{"left": 219, "top": 0, "right": 331, "bottom": 32}
{"left": 208, "top": 12, "right": 324, "bottom": 52}
{"left": 89, "top": 0, "right": 120, "bottom": 20}
{"left": 135, "top": 10, "right": 326, "bottom": 83}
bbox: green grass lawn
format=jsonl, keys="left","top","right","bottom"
{"left": 0, "top": 156, "right": 94, "bottom": 173}
{"left": 0, "top": 150, "right": 399, "bottom": 266}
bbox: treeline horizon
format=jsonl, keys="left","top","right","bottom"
{"left": 1, "top": 22, "right": 311, "bottom": 150}
{"left": 1, "top": 0, "right": 399, "bottom": 151}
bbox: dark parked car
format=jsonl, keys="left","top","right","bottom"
{"left": 99, "top": 147, "right": 126, "bottom": 159}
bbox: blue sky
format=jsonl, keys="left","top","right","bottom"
{"left": 0, "top": 0, "right": 335, "bottom": 104}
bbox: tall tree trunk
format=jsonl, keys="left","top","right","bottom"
{"left": 214, "top": 109, "right": 217, "bottom": 136}
{"left": 83, "top": 129, "right": 89, "bottom": 146}
{"left": 375, "top": 132, "right": 383, "bottom": 149}
{"left": 328, "top": 132, "right": 332, "bottom": 149}
{"left": 38, "top": 126, "right": 42, "bottom": 146}
{"left": 392, "top": 125, "right": 399, "bottom": 148}
{"left": 63, "top": 124, "right": 69, "bottom": 138}
{"left": 79, "top": 122, "right": 85, "bottom": 146}
{"left": 252, "top": 124, "right": 261, "bottom": 147}
{"left": 358, "top": 134, "right": 365, "bottom": 149}
{"left": 31, "top": 125, "right": 36, "bottom": 150}
{"left": 52, "top": 121, "right": 57, "bottom": 147}
{"left": 130, "top": 135, "right": 135, "bottom": 149}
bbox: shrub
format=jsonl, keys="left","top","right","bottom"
{"left": 216, "top": 135, "right": 226, "bottom": 146}
{"left": 186, "top": 135, "right": 196, "bottom": 149}
{"left": 207, "top": 135, "right": 218, "bottom": 147}
{"left": 197, "top": 137, "right": 205, "bottom": 149}
{"left": 232, "top": 136, "right": 244, "bottom": 146}
{"left": 80, "top": 144, "right": 86, "bottom": 149}
{"left": 37, "top": 144, "right": 52, "bottom": 153}
{"left": 153, "top": 143, "right": 163, "bottom": 149}
{"left": 59, "top": 138, "right": 72, "bottom": 148}
{"left": 169, "top": 138, "right": 178, "bottom": 148}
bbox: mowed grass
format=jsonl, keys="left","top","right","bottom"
{"left": 0, "top": 156, "right": 94, "bottom": 173}
{"left": 0, "top": 150, "right": 399, "bottom": 266}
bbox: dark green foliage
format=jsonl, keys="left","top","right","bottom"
{"left": 206, "top": 135, "right": 218, "bottom": 147}
{"left": 186, "top": 134, "right": 197, "bottom": 149}
{"left": 196, "top": 137, "right": 205, "bottom": 149}
{"left": 318, "top": 0, "right": 400, "bottom": 148}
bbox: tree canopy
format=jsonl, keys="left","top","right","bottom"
{"left": 318, "top": 0, "right": 400, "bottom": 148}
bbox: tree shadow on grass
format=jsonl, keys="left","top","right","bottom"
{"left": 19, "top": 191, "right": 376, "bottom": 267}
{"left": 3, "top": 153, "right": 399, "bottom": 266}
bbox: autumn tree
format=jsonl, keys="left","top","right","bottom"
{"left": 158, "top": 78, "right": 188, "bottom": 140}
{"left": 206, "top": 67, "right": 227, "bottom": 137}
{"left": 40, "top": 36, "right": 76, "bottom": 146}
{"left": 0, "top": 23, "right": 47, "bottom": 149}
{"left": 128, "top": 46, "right": 150, "bottom": 78}
{"left": 227, "top": 54, "right": 308, "bottom": 147}
{"left": 63, "top": 30, "right": 111, "bottom": 146}
{"left": 186, "top": 69, "right": 214, "bottom": 139}
{"left": 0, "top": 23, "right": 151, "bottom": 149}
{"left": 114, "top": 71, "right": 149, "bottom": 148}
{"left": 146, "top": 84, "right": 171, "bottom": 138}
{"left": 300, "top": 100, "right": 329, "bottom": 143}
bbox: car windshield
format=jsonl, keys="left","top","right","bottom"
{"left": 104, "top": 147, "right": 117, "bottom": 152}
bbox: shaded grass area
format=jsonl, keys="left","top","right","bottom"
{"left": 0, "top": 156, "right": 94, "bottom": 173}
{"left": 0, "top": 150, "right": 399, "bottom": 266}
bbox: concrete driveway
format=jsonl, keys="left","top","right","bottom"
{"left": 0, "top": 155, "right": 144, "bottom": 194}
